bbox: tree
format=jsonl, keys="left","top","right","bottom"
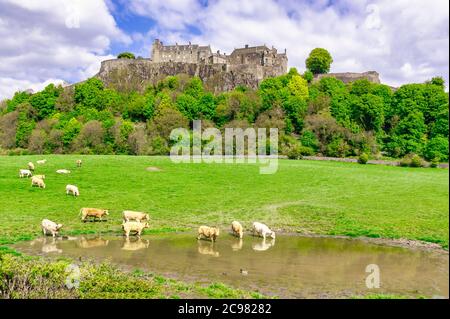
{"left": 423, "top": 136, "right": 448, "bottom": 161}
{"left": 6, "top": 91, "right": 30, "bottom": 113}
{"left": 29, "top": 84, "right": 62, "bottom": 119}
{"left": 74, "top": 120, "right": 105, "bottom": 151}
{"left": 429, "top": 76, "right": 445, "bottom": 89}
{"left": 117, "top": 52, "right": 136, "bottom": 59}
{"left": 305, "top": 48, "right": 333, "bottom": 74}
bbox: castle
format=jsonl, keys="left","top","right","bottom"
{"left": 95, "top": 39, "right": 380, "bottom": 93}
{"left": 150, "top": 39, "right": 288, "bottom": 72}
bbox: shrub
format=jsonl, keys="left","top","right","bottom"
{"left": 399, "top": 155, "right": 412, "bottom": 167}
{"left": 117, "top": 52, "right": 135, "bottom": 59}
{"left": 358, "top": 153, "right": 369, "bottom": 164}
{"left": 286, "top": 144, "right": 303, "bottom": 160}
{"left": 430, "top": 157, "right": 440, "bottom": 168}
{"left": 410, "top": 154, "right": 425, "bottom": 168}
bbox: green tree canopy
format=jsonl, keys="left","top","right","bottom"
{"left": 117, "top": 52, "right": 136, "bottom": 59}
{"left": 305, "top": 48, "right": 333, "bottom": 74}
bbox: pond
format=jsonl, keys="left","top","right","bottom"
{"left": 13, "top": 234, "right": 449, "bottom": 298}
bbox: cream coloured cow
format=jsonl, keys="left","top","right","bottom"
{"left": 41, "top": 219, "right": 63, "bottom": 237}
{"left": 56, "top": 169, "right": 71, "bottom": 174}
{"left": 31, "top": 176, "right": 46, "bottom": 188}
{"left": 122, "top": 221, "right": 149, "bottom": 238}
{"left": 34, "top": 174, "right": 45, "bottom": 180}
{"left": 36, "top": 159, "right": 47, "bottom": 164}
{"left": 19, "top": 169, "right": 32, "bottom": 178}
{"left": 122, "top": 210, "right": 150, "bottom": 223}
{"left": 231, "top": 221, "right": 244, "bottom": 239}
{"left": 28, "top": 162, "right": 35, "bottom": 171}
{"left": 252, "top": 222, "right": 275, "bottom": 240}
{"left": 197, "top": 226, "right": 220, "bottom": 242}
{"left": 79, "top": 207, "right": 108, "bottom": 222}
{"left": 76, "top": 159, "right": 82, "bottom": 167}
{"left": 66, "top": 184, "right": 79, "bottom": 196}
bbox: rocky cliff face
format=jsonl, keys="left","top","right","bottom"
{"left": 95, "top": 58, "right": 282, "bottom": 93}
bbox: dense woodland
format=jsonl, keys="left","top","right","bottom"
{"left": 0, "top": 65, "right": 448, "bottom": 163}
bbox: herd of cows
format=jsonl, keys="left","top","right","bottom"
{"left": 18, "top": 159, "right": 277, "bottom": 243}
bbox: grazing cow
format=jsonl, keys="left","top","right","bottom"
{"left": 252, "top": 238, "right": 275, "bottom": 251}
{"left": 252, "top": 222, "right": 275, "bottom": 240}
{"left": 122, "top": 210, "right": 150, "bottom": 223}
{"left": 66, "top": 184, "right": 79, "bottom": 196}
{"left": 79, "top": 207, "right": 108, "bottom": 222}
{"left": 56, "top": 169, "right": 71, "bottom": 174}
{"left": 76, "top": 159, "right": 82, "bottom": 167}
{"left": 28, "top": 162, "right": 35, "bottom": 171}
{"left": 41, "top": 219, "right": 63, "bottom": 237}
{"left": 121, "top": 238, "right": 150, "bottom": 251}
{"left": 197, "top": 226, "right": 220, "bottom": 242}
{"left": 36, "top": 159, "right": 47, "bottom": 164}
{"left": 231, "top": 221, "right": 244, "bottom": 239}
{"left": 197, "top": 241, "right": 220, "bottom": 257}
{"left": 34, "top": 174, "right": 45, "bottom": 180}
{"left": 31, "top": 176, "right": 46, "bottom": 189}
{"left": 78, "top": 237, "right": 109, "bottom": 248}
{"left": 122, "top": 221, "right": 149, "bottom": 238}
{"left": 19, "top": 169, "right": 32, "bottom": 178}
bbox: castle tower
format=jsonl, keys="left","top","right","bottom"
{"left": 151, "top": 39, "right": 162, "bottom": 62}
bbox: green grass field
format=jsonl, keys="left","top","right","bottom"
{"left": 0, "top": 155, "right": 448, "bottom": 248}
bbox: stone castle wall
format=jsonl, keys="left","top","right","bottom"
{"left": 313, "top": 71, "right": 381, "bottom": 84}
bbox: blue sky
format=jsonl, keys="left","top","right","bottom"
{"left": 0, "top": 0, "right": 448, "bottom": 99}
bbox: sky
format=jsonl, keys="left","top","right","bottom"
{"left": 0, "top": 0, "right": 448, "bottom": 100}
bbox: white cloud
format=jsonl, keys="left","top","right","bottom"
{"left": 0, "top": 0, "right": 130, "bottom": 100}
{"left": 126, "top": 0, "right": 449, "bottom": 89}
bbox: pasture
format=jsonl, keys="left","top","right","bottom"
{"left": 0, "top": 155, "right": 448, "bottom": 248}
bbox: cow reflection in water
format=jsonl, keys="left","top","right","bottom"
{"left": 197, "top": 240, "right": 220, "bottom": 257}
{"left": 41, "top": 237, "right": 62, "bottom": 254}
{"left": 77, "top": 237, "right": 109, "bottom": 249}
{"left": 231, "top": 238, "right": 243, "bottom": 251}
{"left": 252, "top": 238, "right": 275, "bottom": 251}
{"left": 121, "top": 237, "right": 150, "bottom": 251}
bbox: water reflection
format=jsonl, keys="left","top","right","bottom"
{"left": 77, "top": 237, "right": 109, "bottom": 249}
{"left": 41, "top": 237, "right": 62, "bottom": 254}
{"left": 252, "top": 238, "right": 275, "bottom": 251}
{"left": 121, "top": 238, "right": 150, "bottom": 251}
{"left": 198, "top": 240, "right": 220, "bottom": 257}
{"left": 231, "top": 238, "right": 243, "bottom": 251}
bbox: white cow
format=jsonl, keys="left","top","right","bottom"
{"left": 41, "top": 219, "right": 63, "bottom": 237}
{"left": 56, "top": 169, "right": 71, "bottom": 174}
{"left": 66, "top": 184, "right": 79, "bottom": 196}
{"left": 36, "top": 159, "right": 47, "bottom": 164}
{"left": 252, "top": 222, "right": 276, "bottom": 240}
{"left": 19, "top": 169, "right": 32, "bottom": 178}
